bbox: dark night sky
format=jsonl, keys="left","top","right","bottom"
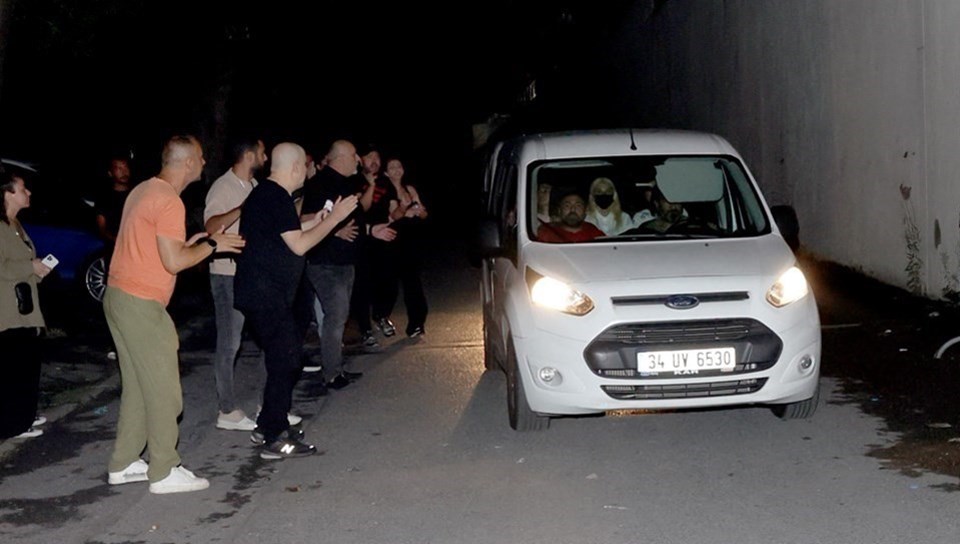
{"left": 0, "top": 0, "right": 645, "bottom": 230}
{"left": 3, "top": 1, "right": 533, "bottom": 155}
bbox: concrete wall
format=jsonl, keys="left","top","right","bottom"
{"left": 629, "top": 0, "right": 960, "bottom": 298}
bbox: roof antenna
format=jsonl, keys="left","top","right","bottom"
{"left": 629, "top": 128, "right": 637, "bottom": 150}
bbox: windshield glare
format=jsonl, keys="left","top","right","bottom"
{"left": 529, "top": 155, "right": 770, "bottom": 243}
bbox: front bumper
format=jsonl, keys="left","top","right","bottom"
{"left": 514, "top": 317, "right": 821, "bottom": 415}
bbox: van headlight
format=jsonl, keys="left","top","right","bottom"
{"left": 765, "top": 266, "right": 809, "bottom": 307}
{"left": 527, "top": 268, "right": 594, "bottom": 316}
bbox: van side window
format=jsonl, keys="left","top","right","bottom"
{"left": 500, "top": 164, "right": 518, "bottom": 260}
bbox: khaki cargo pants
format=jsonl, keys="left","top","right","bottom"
{"left": 103, "top": 286, "right": 182, "bottom": 483}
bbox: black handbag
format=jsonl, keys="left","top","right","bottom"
{"left": 14, "top": 282, "right": 33, "bottom": 315}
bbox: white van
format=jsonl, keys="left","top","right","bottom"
{"left": 477, "top": 129, "right": 821, "bottom": 430}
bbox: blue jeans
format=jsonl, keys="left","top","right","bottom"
{"left": 210, "top": 274, "right": 245, "bottom": 413}
{"left": 305, "top": 264, "right": 354, "bottom": 382}
{"left": 312, "top": 296, "right": 324, "bottom": 338}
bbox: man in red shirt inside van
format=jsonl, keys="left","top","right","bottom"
{"left": 536, "top": 192, "right": 603, "bottom": 243}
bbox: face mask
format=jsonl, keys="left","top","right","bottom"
{"left": 594, "top": 194, "right": 614, "bottom": 210}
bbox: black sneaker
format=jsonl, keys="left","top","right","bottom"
{"left": 251, "top": 426, "right": 304, "bottom": 446}
{"left": 361, "top": 331, "right": 380, "bottom": 348}
{"left": 408, "top": 326, "right": 425, "bottom": 338}
{"left": 260, "top": 437, "right": 317, "bottom": 460}
{"left": 326, "top": 374, "right": 352, "bottom": 390}
{"left": 301, "top": 352, "right": 322, "bottom": 373}
{"left": 302, "top": 380, "right": 329, "bottom": 398}
{"left": 342, "top": 370, "right": 363, "bottom": 381}
{"left": 376, "top": 318, "right": 397, "bottom": 337}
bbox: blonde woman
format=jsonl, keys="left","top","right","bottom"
{"left": 585, "top": 177, "right": 634, "bottom": 235}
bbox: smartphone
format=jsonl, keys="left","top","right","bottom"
{"left": 41, "top": 254, "right": 59, "bottom": 270}
{"left": 323, "top": 199, "right": 334, "bottom": 213}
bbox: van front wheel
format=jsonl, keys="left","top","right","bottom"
{"left": 506, "top": 340, "right": 550, "bottom": 431}
{"left": 771, "top": 384, "right": 820, "bottom": 420}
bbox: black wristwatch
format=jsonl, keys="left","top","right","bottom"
{"left": 203, "top": 236, "right": 218, "bottom": 249}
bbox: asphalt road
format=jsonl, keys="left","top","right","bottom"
{"left": 1, "top": 246, "right": 958, "bottom": 543}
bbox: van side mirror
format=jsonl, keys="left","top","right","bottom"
{"left": 475, "top": 218, "right": 503, "bottom": 260}
{"left": 770, "top": 205, "right": 800, "bottom": 252}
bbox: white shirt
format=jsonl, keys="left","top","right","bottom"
{"left": 585, "top": 209, "right": 635, "bottom": 235}
{"left": 204, "top": 169, "right": 257, "bottom": 276}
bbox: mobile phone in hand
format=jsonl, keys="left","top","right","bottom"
{"left": 41, "top": 254, "right": 59, "bottom": 269}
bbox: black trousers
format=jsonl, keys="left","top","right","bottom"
{"left": 349, "top": 243, "right": 376, "bottom": 335}
{"left": 0, "top": 327, "right": 41, "bottom": 438}
{"left": 371, "top": 239, "right": 428, "bottom": 334}
{"left": 243, "top": 308, "right": 303, "bottom": 444}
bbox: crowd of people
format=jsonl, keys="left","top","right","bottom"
{"left": 0, "top": 134, "right": 430, "bottom": 494}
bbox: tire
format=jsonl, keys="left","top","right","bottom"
{"left": 506, "top": 339, "right": 550, "bottom": 431}
{"left": 84, "top": 254, "right": 108, "bottom": 303}
{"left": 771, "top": 383, "right": 820, "bottom": 420}
{"left": 482, "top": 313, "right": 499, "bottom": 371}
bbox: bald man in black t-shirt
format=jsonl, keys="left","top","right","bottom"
{"left": 235, "top": 142, "right": 356, "bottom": 460}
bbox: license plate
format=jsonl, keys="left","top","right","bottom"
{"left": 638, "top": 347, "right": 736, "bottom": 375}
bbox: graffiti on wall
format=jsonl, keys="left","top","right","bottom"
{"left": 900, "top": 184, "right": 923, "bottom": 295}
{"left": 936, "top": 214, "right": 960, "bottom": 303}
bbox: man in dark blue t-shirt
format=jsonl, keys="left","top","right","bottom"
{"left": 234, "top": 142, "right": 356, "bottom": 460}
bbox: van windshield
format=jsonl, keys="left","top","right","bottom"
{"left": 528, "top": 155, "right": 771, "bottom": 243}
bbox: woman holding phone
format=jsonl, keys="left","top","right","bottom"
{"left": 371, "top": 157, "right": 429, "bottom": 337}
{"left": 0, "top": 165, "right": 51, "bottom": 439}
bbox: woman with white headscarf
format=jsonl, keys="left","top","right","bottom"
{"left": 584, "top": 177, "right": 635, "bottom": 235}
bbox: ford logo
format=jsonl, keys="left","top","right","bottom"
{"left": 665, "top": 295, "right": 700, "bottom": 310}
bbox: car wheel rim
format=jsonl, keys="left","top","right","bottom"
{"left": 86, "top": 257, "right": 107, "bottom": 302}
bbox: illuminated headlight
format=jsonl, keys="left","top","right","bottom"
{"left": 766, "top": 266, "right": 809, "bottom": 307}
{"left": 529, "top": 274, "right": 594, "bottom": 315}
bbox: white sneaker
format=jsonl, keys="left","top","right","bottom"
{"left": 33, "top": 415, "right": 47, "bottom": 426}
{"left": 14, "top": 427, "right": 42, "bottom": 439}
{"left": 149, "top": 465, "right": 210, "bottom": 495}
{"left": 108, "top": 459, "right": 149, "bottom": 485}
{"left": 216, "top": 410, "right": 257, "bottom": 431}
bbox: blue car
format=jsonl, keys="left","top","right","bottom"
{"left": 2, "top": 158, "right": 108, "bottom": 303}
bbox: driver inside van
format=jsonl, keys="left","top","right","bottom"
{"left": 639, "top": 188, "right": 693, "bottom": 233}
{"left": 637, "top": 189, "right": 717, "bottom": 233}
{"left": 536, "top": 191, "right": 604, "bottom": 243}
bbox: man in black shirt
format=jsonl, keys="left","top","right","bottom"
{"left": 95, "top": 156, "right": 133, "bottom": 249}
{"left": 234, "top": 142, "right": 357, "bottom": 460}
{"left": 301, "top": 140, "right": 394, "bottom": 390}
{"left": 349, "top": 144, "right": 392, "bottom": 347}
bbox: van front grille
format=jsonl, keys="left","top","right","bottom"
{"left": 585, "top": 319, "right": 782, "bottom": 379}
{"left": 601, "top": 378, "right": 767, "bottom": 400}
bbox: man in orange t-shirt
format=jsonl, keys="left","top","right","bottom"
{"left": 103, "top": 135, "right": 244, "bottom": 495}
